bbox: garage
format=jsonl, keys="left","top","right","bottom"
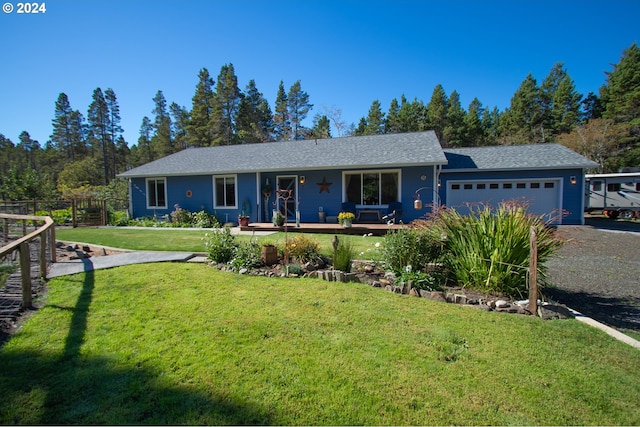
{"left": 445, "top": 178, "right": 563, "bottom": 223}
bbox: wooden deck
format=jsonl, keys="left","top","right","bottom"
{"left": 240, "top": 222, "right": 405, "bottom": 236}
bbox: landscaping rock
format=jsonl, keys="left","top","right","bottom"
{"left": 495, "top": 299, "right": 510, "bottom": 309}
{"left": 409, "top": 288, "right": 420, "bottom": 297}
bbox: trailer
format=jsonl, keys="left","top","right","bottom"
{"left": 585, "top": 172, "right": 640, "bottom": 219}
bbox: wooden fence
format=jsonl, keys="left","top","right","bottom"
{"left": 0, "top": 213, "right": 56, "bottom": 308}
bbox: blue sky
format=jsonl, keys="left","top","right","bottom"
{"left": 1, "top": 0, "right": 638, "bottom": 146}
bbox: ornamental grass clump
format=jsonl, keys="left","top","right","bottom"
{"left": 431, "top": 201, "right": 562, "bottom": 298}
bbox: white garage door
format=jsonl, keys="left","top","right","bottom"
{"left": 445, "top": 178, "right": 563, "bottom": 224}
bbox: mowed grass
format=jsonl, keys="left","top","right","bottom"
{"left": 55, "top": 226, "right": 384, "bottom": 257}
{"left": 1, "top": 263, "right": 639, "bottom": 425}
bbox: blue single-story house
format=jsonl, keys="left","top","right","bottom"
{"left": 118, "top": 131, "right": 597, "bottom": 225}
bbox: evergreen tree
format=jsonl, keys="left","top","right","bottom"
{"left": 0, "top": 134, "right": 15, "bottom": 177}
{"left": 363, "top": 99, "right": 385, "bottom": 135}
{"left": 170, "top": 102, "right": 190, "bottom": 150}
{"left": 385, "top": 98, "right": 401, "bottom": 134}
{"left": 398, "top": 96, "right": 427, "bottom": 132}
{"left": 309, "top": 114, "right": 331, "bottom": 139}
{"left": 273, "top": 81, "right": 290, "bottom": 141}
{"left": 51, "top": 93, "right": 85, "bottom": 161}
{"left": 464, "top": 98, "right": 485, "bottom": 146}
{"left": 443, "top": 90, "right": 466, "bottom": 147}
{"left": 87, "top": 88, "right": 111, "bottom": 184}
{"left": 17, "top": 131, "right": 40, "bottom": 171}
{"left": 354, "top": 117, "right": 367, "bottom": 136}
{"left": 236, "top": 79, "right": 273, "bottom": 143}
{"left": 105, "top": 88, "right": 123, "bottom": 179}
{"left": 499, "top": 74, "right": 542, "bottom": 144}
{"left": 132, "top": 116, "right": 154, "bottom": 166}
{"left": 601, "top": 42, "right": 640, "bottom": 126}
{"left": 211, "top": 63, "right": 241, "bottom": 145}
{"left": 150, "top": 90, "right": 173, "bottom": 158}
{"left": 583, "top": 92, "right": 603, "bottom": 121}
{"left": 186, "top": 68, "right": 216, "bottom": 147}
{"left": 540, "top": 63, "right": 582, "bottom": 139}
{"left": 426, "top": 85, "right": 449, "bottom": 143}
{"left": 288, "top": 80, "right": 313, "bottom": 140}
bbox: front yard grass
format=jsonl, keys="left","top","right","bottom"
{"left": 1, "top": 263, "right": 639, "bottom": 425}
{"left": 55, "top": 226, "right": 384, "bottom": 258}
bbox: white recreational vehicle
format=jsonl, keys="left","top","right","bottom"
{"left": 585, "top": 172, "right": 640, "bottom": 219}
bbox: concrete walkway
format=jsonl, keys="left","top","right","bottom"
{"left": 47, "top": 251, "right": 196, "bottom": 278}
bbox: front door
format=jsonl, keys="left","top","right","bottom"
{"left": 277, "top": 176, "right": 297, "bottom": 220}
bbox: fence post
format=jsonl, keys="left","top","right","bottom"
{"left": 49, "top": 225, "right": 57, "bottom": 264}
{"left": 72, "top": 199, "right": 77, "bottom": 228}
{"left": 19, "top": 242, "right": 32, "bottom": 308}
{"left": 528, "top": 226, "right": 538, "bottom": 316}
{"left": 39, "top": 230, "right": 47, "bottom": 279}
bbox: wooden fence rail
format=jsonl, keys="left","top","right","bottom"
{"left": 0, "top": 213, "right": 56, "bottom": 308}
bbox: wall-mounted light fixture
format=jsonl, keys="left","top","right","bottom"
{"left": 299, "top": 176, "right": 306, "bottom": 185}
{"left": 570, "top": 176, "right": 577, "bottom": 185}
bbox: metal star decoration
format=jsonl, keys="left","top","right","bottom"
{"left": 316, "top": 177, "right": 333, "bottom": 193}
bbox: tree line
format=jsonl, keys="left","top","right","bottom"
{"left": 1, "top": 43, "right": 638, "bottom": 201}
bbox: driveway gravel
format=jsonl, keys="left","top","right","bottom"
{"left": 545, "top": 217, "right": 640, "bottom": 334}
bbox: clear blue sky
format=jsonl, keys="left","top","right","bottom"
{"left": 1, "top": 0, "right": 638, "bottom": 147}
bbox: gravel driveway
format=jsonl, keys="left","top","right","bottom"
{"left": 545, "top": 216, "right": 640, "bottom": 334}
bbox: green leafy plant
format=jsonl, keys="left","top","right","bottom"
{"left": 192, "top": 210, "right": 218, "bottom": 228}
{"left": 229, "top": 242, "right": 262, "bottom": 271}
{"left": 36, "top": 208, "right": 73, "bottom": 225}
{"left": 170, "top": 204, "right": 192, "bottom": 226}
{"left": 203, "top": 227, "right": 237, "bottom": 263}
{"left": 108, "top": 210, "right": 129, "bottom": 226}
{"left": 397, "top": 268, "right": 443, "bottom": 292}
{"left": 382, "top": 226, "right": 444, "bottom": 274}
{"left": 431, "top": 201, "right": 563, "bottom": 298}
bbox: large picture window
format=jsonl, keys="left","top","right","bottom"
{"left": 214, "top": 175, "right": 237, "bottom": 208}
{"left": 146, "top": 178, "right": 167, "bottom": 209}
{"left": 345, "top": 170, "right": 399, "bottom": 205}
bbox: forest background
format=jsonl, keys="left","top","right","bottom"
{"left": 1, "top": 43, "right": 638, "bottom": 202}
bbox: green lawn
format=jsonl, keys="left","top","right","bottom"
{"left": 55, "top": 226, "right": 385, "bottom": 258}
{"left": 1, "top": 263, "right": 639, "bottom": 425}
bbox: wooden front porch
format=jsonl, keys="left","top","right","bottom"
{"left": 240, "top": 222, "right": 405, "bottom": 236}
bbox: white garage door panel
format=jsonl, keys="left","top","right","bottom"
{"left": 445, "top": 179, "right": 562, "bottom": 223}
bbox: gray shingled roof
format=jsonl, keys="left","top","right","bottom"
{"left": 118, "top": 131, "right": 446, "bottom": 178}
{"left": 443, "top": 143, "right": 598, "bottom": 171}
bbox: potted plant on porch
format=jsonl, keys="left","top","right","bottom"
{"left": 338, "top": 211, "right": 355, "bottom": 228}
{"left": 238, "top": 212, "right": 250, "bottom": 227}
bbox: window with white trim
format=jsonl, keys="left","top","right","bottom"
{"left": 345, "top": 170, "right": 399, "bottom": 205}
{"left": 214, "top": 175, "right": 237, "bottom": 208}
{"left": 146, "top": 178, "right": 167, "bottom": 209}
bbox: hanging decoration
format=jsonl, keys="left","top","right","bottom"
{"left": 316, "top": 177, "right": 332, "bottom": 194}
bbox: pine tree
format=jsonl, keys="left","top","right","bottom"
{"left": 288, "top": 80, "right": 313, "bottom": 140}
{"left": 499, "top": 74, "right": 542, "bottom": 144}
{"left": 309, "top": 114, "right": 331, "bottom": 138}
{"left": 186, "top": 68, "right": 216, "bottom": 147}
{"left": 51, "top": 93, "right": 79, "bottom": 161}
{"left": 385, "top": 98, "right": 401, "bottom": 134}
{"left": 398, "top": 96, "right": 427, "bottom": 132}
{"left": 464, "top": 98, "right": 485, "bottom": 146}
{"left": 273, "top": 81, "right": 290, "bottom": 141}
{"left": 539, "top": 63, "right": 582, "bottom": 139}
{"left": 443, "top": 90, "right": 466, "bottom": 147}
{"left": 211, "top": 63, "right": 241, "bottom": 145}
{"left": 426, "top": 85, "right": 449, "bottom": 143}
{"left": 363, "top": 100, "right": 385, "bottom": 135}
{"left": 105, "top": 88, "right": 123, "bottom": 179}
{"left": 601, "top": 42, "right": 640, "bottom": 125}
{"left": 236, "top": 79, "right": 273, "bottom": 143}
{"left": 150, "top": 90, "right": 173, "bottom": 158}
{"left": 87, "top": 88, "right": 111, "bottom": 184}
{"left": 170, "top": 102, "right": 190, "bottom": 150}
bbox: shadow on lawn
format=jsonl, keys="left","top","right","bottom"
{"left": 0, "top": 269, "right": 273, "bottom": 425}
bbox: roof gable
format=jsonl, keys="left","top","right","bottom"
{"left": 443, "top": 143, "right": 598, "bottom": 171}
{"left": 119, "top": 131, "right": 446, "bottom": 177}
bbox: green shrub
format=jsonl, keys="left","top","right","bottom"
{"left": 170, "top": 204, "right": 192, "bottom": 226}
{"left": 397, "top": 268, "right": 444, "bottom": 292}
{"left": 229, "top": 242, "right": 262, "bottom": 271}
{"left": 431, "top": 201, "right": 562, "bottom": 298}
{"left": 192, "top": 210, "right": 218, "bottom": 228}
{"left": 333, "top": 239, "right": 355, "bottom": 272}
{"left": 108, "top": 210, "right": 129, "bottom": 226}
{"left": 36, "top": 208, "right": 72, "bottom": 225}
{"left": 382, "top": 227, "right": 444, "bottom": 274}
{"left": 203, "top": 227, "right": 237, "bottom": 263}
{"left": 285, "top": 235, "right": 321, "bottom": 263}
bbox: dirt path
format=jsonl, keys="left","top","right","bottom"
{"left": 545, "top": 217, "right": 640, "bottom": 334}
